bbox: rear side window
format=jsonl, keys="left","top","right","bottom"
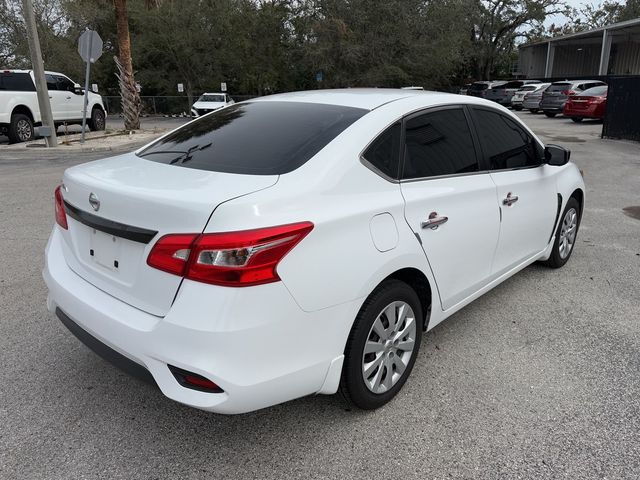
{"left": 472, "top": 109, "right": 542, "bottom": 170}
{"left": 402, "top": 108, "right": 478, "bottom": 179}
{"left": 0, "top": 72, "right": 35, "bottom": 91}
{"left": 362, "top": 123, "right": 401, "bottom": 179}
{"left": 137, "top": 101, "right": 366, "bottom": 175}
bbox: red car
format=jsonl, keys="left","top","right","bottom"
{"left": 563, "top": 85, "right": 608, "bottom": 122}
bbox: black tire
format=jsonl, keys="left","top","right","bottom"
{"left": 571, "top": 117, "right": 583, "bottom": 123}
{"left": 529, "top": 108, "right": 539, "bottom": 114}
{"left": 88, "top": 107, "right": 106, "bottom": 131}
{"left": 340, "top": 279, "right": 423, "bottom": 410}
{"left": 544, "top": 112, "right": 557, "bottom": 118}
{"left": 544, "top": 197, "right": 581, "bottom": 269}
{"left": 513, "top": 105, "right": 523, "bottom": 111}
{"left": 8, "top": 113, "right": 34, "bottom": 143}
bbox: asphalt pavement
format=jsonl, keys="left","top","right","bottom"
{"left": 0, "top": 111, "right": 639, "bottom": 479}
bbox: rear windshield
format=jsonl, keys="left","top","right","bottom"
{"left": 0, "top": 72, "right": 36, "bottom": 91}
{"left": 137, "top": 101, "right": 367, "bottom": 175}
{"left": 470, "top": 83, "right": 489, "bottom": 91}
{"left": 547, "top": 83, "right": 572, "bottom": 92}
{"left": 579, "top": 86, "right": 607, "bottom": 96}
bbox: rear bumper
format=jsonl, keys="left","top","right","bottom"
{"left": 563, "top": 104, "right": 604, "bottom": 118}
{"left": 522, "top": 99, "right": 541, "bottom": 109}
{"left": 44, "top": 227, "right": 356, "bottom": 414}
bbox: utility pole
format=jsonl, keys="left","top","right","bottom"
{"left": 21, "top": 0, "right": 57, "bottom": 146}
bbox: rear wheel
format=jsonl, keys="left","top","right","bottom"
{"left": 571, "top": 117, "right": 583, "bottom": 123}
{"left": 8, "top": 113, "right": 34, "bottom": 143}
{"left": 88, "top": 107, "right": 106, "bottom": 131}
{"left": 544, "top": 197, "right": 580, "bottom": 268}
{"left": 529, "top": 108, "right": 539, "bottom": 114}
{"left": 340, "top": 279, "right": 423, "bottom": 410}
{"left": 544, "top": 112, "right": 557, "bottom": 118}
{"left": 513, "top": 105, "right": 523, "bottom": 111}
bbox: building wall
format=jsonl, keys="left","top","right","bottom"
{"left": 552, "top": 43, "right": 601, "bottom": 76}
{"left": 609, "top": 39, "right": 640, "bottom": 74}
{"left": 519, "top": 44, "right": 548, "bottom": 78}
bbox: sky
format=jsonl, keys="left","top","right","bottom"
{"left": 544, "top": 0, "right": 599, "bottom": 27}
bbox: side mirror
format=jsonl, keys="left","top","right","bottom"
{"left": 545, "top": 144, "right": 570, "bottom": 166}
{"left": 73, "top": 83, "right": 83, "bottom": 95}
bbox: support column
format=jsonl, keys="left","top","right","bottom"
{"left": 598, "top": 29, "right": 612, "bottom": 75}
{"left": 544, "top": 41, "right": 555, "bottom": 78}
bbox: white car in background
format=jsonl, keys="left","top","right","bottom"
{"left": 0, "top": 69, "right": 106, "bottom": 143}
{"left": 190, "top": 92, "right": 234, "bottom": 117}
{"left": 45, "top": 89, "right": 585, "bottom": 414}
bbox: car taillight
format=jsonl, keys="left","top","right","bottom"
{"left": 54, "top": 185, "right": 68, "bottom": 230}
{"left": 147, "top": 222, "right": 314, "bottom": 287}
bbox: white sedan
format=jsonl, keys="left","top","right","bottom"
{"left": 190, "top": 92, "right": 234, "bottom": 117}
{"left": 44, "top": 89, "right": 584, "bottom": 414}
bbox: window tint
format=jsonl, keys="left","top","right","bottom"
{"left": 45, "top": 74, "right": 58, "bottom": 91}
{"left": 0, "top": 72, "right": 36, "bottom": 91}
{"left": 56, "top": 75, "right": 75, "bottom": 92}
{"left": 472, "top": 109, "right": 542, "bottom": 170}
{"left": 137, "top": 101, "right": 366, "bottom": 175}
{"left": 579, "top": 86, "right": 607, "bottom": 96}
{"left": 402, "top": 108, "right": 478, "bottom": 179}
{"left": 363, "top": 123, "right": 401, "bottom": 179}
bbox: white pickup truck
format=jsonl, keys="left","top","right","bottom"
{"left": 0, "top": 69, "right": 106, "bottom": 143}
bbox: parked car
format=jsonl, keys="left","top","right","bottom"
{"left": 0, "top": 69, "right": 106, "bottom": 143}
{"left": 522, "top": 83, "right": 552, "bottom": 113}
{"left": 562, "top": 85, "right": 608, "bottom": 122}
{"left": 458, "top": 83, "right": 472, "bottom": 95}
{"left": 45, "top": 89, "right": 585, "bottom": 414}
{"left": 512, "top": 83, "right": 550, "bottom": 111}
{"left": 485, "top": 80, "right": 541, "bottom": 106}
{"left": 467, "top": 81, "right": 506, "bottom": 99}
{"left": 190, "top": 92, "right": 234, "bottom": 117}
{"left": 540, "top": 80, "right": 607, "bottom": 117}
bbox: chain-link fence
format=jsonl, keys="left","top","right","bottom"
{"left": 103, "top": 95, "right": 257, "bottom": 116}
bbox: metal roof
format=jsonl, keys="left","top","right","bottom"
{"left": 520, "top": 17, "right": 640, "bottom": 48}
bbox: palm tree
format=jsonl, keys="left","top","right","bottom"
{"left": 113, "top": 0, "right": 160, "bottom": 130}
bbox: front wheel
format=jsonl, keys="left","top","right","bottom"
{"left": 88, "top": 107, "right": 106, "bottom": 131}
{"left": 571, "top": 117, "right": 583, "bottom": 123}
{"left": 529, "top": 108, "right": 539, "bottom": 114}
{"left": 544, "top": 197, "right": 581, "bottom": 268}
{"left": 544, "top": 112, "right": 557, "bottom": 118}
{"left": 340, "top": 279, "right": 423, "bottom": 410}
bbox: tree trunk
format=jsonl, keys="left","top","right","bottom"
{"left": 113, "top": 0, "right": 140, "bottom": 130}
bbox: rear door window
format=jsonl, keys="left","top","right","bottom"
{"left": 0, "top": 72, "right": 36, "bottom": 91}
{"left": 401, "top": 108, "right": 478, "bottom": 179}
{"left": 471, "top": 108, "right": 543, "bottom": 170}
{"left": 137, "top": 101, "right": 366, "bottom": 175}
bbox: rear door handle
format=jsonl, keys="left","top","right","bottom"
{"left": 503, "top": 192, "right": 519, "bottom": 206}
{"left": 421, "top": 211, "right": 448, "bottom": 230}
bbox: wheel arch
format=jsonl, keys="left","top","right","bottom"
{"left": 11, "top": 105, "right": 35, "bottom": 122}
{"left": 570, "top": 187, "right": 584, "bottom": 219}
{"left": 377, "top": 267, "right": 433, "bottom": 331}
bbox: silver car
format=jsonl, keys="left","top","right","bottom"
{"left": 485, "top": 80, "right": 541, "bottom": 106}
{"left": 519, "top": 83, "right": 552, "bottom": 112}
{"left": 540, "top": 80, "right": 607, "bottom": 117}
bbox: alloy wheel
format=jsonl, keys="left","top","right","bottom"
{"left": 17, "top": 119, "right": 32, "bottom": 141}
{"left": 559, "top": 207, "right": 577, "bottom": 259}
{"left": 362, "top": 301, "right": 417, "bottom": 394}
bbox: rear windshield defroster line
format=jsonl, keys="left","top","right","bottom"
{"left": 136, "top": 101, "right": 367, "bottom": 175}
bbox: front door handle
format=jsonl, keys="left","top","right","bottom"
{"left": 421, "top": 211, "right": 448, "bottom": 230}
{"left": 502, "top": 192, "right": 519, "bottom": 206}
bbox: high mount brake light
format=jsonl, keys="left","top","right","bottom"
{"left": 54, "top": 186, "right": 68, "bottom": 230}
{"left": 147, "top": 222, "right": 314, "bottom": 287}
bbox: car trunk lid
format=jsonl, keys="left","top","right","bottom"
{"left": 59, "top": 153, "right": 278, "bottom": 316}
